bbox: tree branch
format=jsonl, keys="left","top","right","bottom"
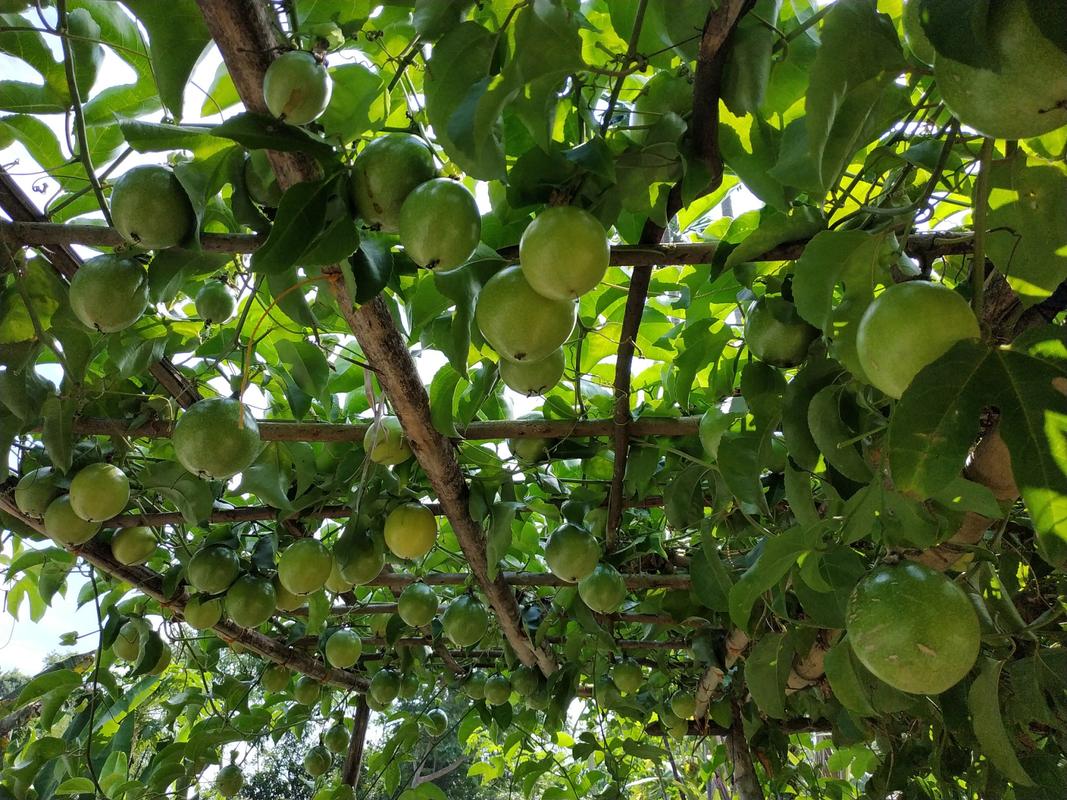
{"left": 341, "top": 695, "right": 370, "bottom": 786}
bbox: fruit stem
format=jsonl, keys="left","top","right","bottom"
{"left": 971, "top": 137, "right": 995, "bottom": 327}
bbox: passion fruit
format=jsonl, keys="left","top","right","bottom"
{"left": 110, "top": 526, "right": 156, "bottom": 566}
{"left": 578, "top": 563, "right": 627, "bottom": 613}
{"left": 225, "top": 574, "right": 277, "bottom": 628}
{"left": 43, "top": 495, "right": 101, "bottom": 546}
{"left": 261, "top": 664, "right": 291, "bottom": 692}
{"left": 369, "top": 668, "right": 401, "bottom": 704}
{"left": 424, "top": 708, "right": 448, "bottom": 737}
{"left": 195, "top": 281, "right": 236, "bottom": 325}
{"left": 364, "top": 415, "right": 412, "bottom": 465}
{"left": 111, "top": 165, "right": 194, "bottom": 250}
{"left": 215, "top": 765, "right": 244, "bottom": 798}
{"left": 499, "top": 349, "right": 565, "bottom": 396}
{"left": 462, "top": 669, "right": 487, "bottom": 699}
{"left": 278, "top": 538, "right": 333, "bottom": 595}
{"left": 183, "top": 595, "right": 223, "bottom": 630}
{"left": 323, "top": 723, "right": 349, "bottom": 755}
{"left": 186, "top": 544, "right": 240, "bottom": 595}
{"left": 856, "top": 281, "right": 979, "bottom": 398}
{"left": 325, "top": 629, "right": 363, "bottom": 668}
{"left": 303, "top": 744, "right": 332, "bottom": 777}
{"left": 399, "top": 178, "right": 481, "bottom": 270}
{"left": 274, "top": 577, "right": 306, "bottom": 611}
{"left": 744, "top": 296, "right": 819, "bottom": 368}
{"left": 544, "top": 523, "right": 600, "bottom": 583}
{"left": 484, "top": 673, "right": 511, "bottom": 706}
{"left": 846, "top": 562, "right": 981, "bottom": 695}
{"left": 69, "top": 254, "right": 150, "bottom": 333}
{"left": 611, "top": 659, "right": 643, "bottom": 694}
{"left": 112, "top": 618, "right": 149, "bottom": 661}
{"left": 14, "top": 467, "right": 61, "bottom": 518}
{"left": 476, "top": 265, "right": 577, "bottom": 363}
{"left": 510, "top": 665, "right": 541, "bottom": 697}
{"left": 670, "top": 690, "right": 696, "bottom": 719}
{"left": 383, "top": 503, "right": 437, "bottom": 560}
{"left": 263, "top": 51, "right": 332, "bottom": 126}
{"left": 172, "top": 397, "right": 261, "bottom": 480}
{"left": 442, "top": 594, "right": 489, "bottom": 647}
{"left": 350, "top": 134, "right": 436, "bottom": 232}
{"left": 294, "top": 675, "right": 321, "bottom": 705}
{"left": 519, "top": 206, "right": 609, "bottom": 300}
{"left": 69, "top": 462, "right": 129, "bottom": 522}
{"left": 337, "top": 533, "right": 386, "bottom": 586}
{"left": 397, "top": 581, "right": 438, "bottom": 627}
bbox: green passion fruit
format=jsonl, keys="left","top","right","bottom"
{"left": 14, "top": 467, "right": 61, "bottom": 518}
{"left": 578, "top": 563, "right": 627, "bottom": 613}
{"left": 369, "top": 668, "right": 401, "bottom": 704}
{"left": 350, "top": 134, "right": 437, "bottom": 232}
{"left": 442, "top": 594, "right": 489, "bottom": 647}
{"left": 499, "top": 349, "right": 565, "bottom": 396}
{"left": 364, "top": 415, "right": 412, "bottom": 465}
{"left": 462, "top": 669, "right": 487, "bottom": 699}
{"left": 43, "top": 495, "right": 101, "bottom": 546}
{"left": 112, "top": 618, "right": 149, "bottom": 661}
{"left": 225, "top": 575, "right": 277, "bottom": 628}
{"left": 384, "top": 503, "right": 437, "bottom": 560}
{"left": 484, "top": 673, "right": 511, "bottom": 706}
{"left": 261, "top": 664, "right": 291, "bottom": 692}
{"left": 510, "top": 665, "right": 541, "bottom": 697}
{"left": 187, "top": 544, "right": 240, "bottom": 595}
{"left": 263, "top": 51, "right": 332, "bottom": 125}
{"left": 399, "top": 671, "right": 420, "bottom": 700}
{"left": 215, "top": 765, "right": 244, "bottom": 798}
{"left": 273, "top": 577, "right": 306, "bottom": 611}
{"left": 69, "top": 462, "right": 129, "bottom": 522}
{"left": 337, "top": 532, "right": 386, "bottom": 586}
{"left": 303, "top": 744, "right": 332, "bottom": 777}
{"left": 293, "top": 676, "right": 321, "bottom": 705}
{"left": 744, "top": 296, "right": 819, "bottom": 368}
{"left": 670, "top": 690, "right": 696, "bottom": 719}
{"left": 110, "top": 526, "right": 156, "bottom": 566}
{"left": 476, "top": 265, "right": 577, "bottom": 363}
{"left": 424, "top": 708, "right": 448, "bottom": 737}
{"left": 183, "top": 595, "right": 223, "bottom": 630}
{"left": 278, "top": 538, "right": 333, "bottom": 595}
{"left": 856, "top": 281, "right": 980, "bottom": 399}
{"left": 933, "top": 0, "right": 1067, "bottom": 140}
{"left": 544, "top": 523, "right": 600, "bottom": 583}
{"left": 111, "top": 165, "right": 194, "bottom": 250}
{"left": 323, "top": 723, "right": 350, "bottom": 755}
{"left": 519, "top": 206, "right": 609, "bottom": 301}
{"left": 325, "top": 629, "right": 363, "bottom": 668}
{"left": 846, "top": 562, "right": 981, "bottom": 695}
{"left": 69, "top": 254, "right": 150, "bottom": 333}
{"left": 399, "top": 178, "right": 481, "bottom": 270}
{"left": 195, "top": 281, "right": 236, "bottom": 325}
{"left": 611, "top": 659, "right": 643, "bottom": 694}
{"left": 172, "top": 398, "right": 261, "bottom": 480}
{"left": 397, "top": 581, "right": 438, "bottom": 627}
{"left": 325, "top": 559, "right": 354, "bottom": 594}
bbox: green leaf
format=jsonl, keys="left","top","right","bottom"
{"left": 15, "top": 668, "right": 81, "bottom": 709}
{"left": 428, "top": 363, "right": 463, "bottom": 437}
{"left": 745, "top": 632, "right": 793, "bottom": 719}
{"left": 0, "top": 81, "right": 68, "bottom": 114}
{"left": 306, "top": 589, "right": 330, "bottom": 636}
{"left": 139, "top": 461, "right": 215, "bottom": 525}
{"left": 276, "top": 340, "right": 329, "bottom": 398}
{"left": 487, "top": 501, "right": 521, "bottom": 581}
{"left": 782, "top": 358, "right": 843, "bottom": 471}
{"left": 118, "top": 120, "right": 227, "bottom": 154}
{"left": 724, "top": 206, "right": 825, "bottom": 268}
{"left": 250, "top": 177, "right": 336, "bottom": 274}
{"left": 345, "top": 235, "right": 394, "bottom": 304}
{"left": 823, "top": 639, "right": 877, "bottom": 716}
{"left": 318, "top": 63, "right": 386, "bottom": 142}
{"left": 663, "top": 464, "right": 706, "bottom": 530}
{"left": 41, "top": 394, "right": 74, "bottom": 474}
{"left": 968, "top": 658, "right": 1034, "bottom": 785}
{"left": 212, "top": 112, "right": 338, "bottom": 161}
{"left": 690, "top": 543, "right": 732, "bottom": 613}
{"left": 55, "top": 778, "right": 96, "bottom": 795}
{"left": 267, "top": 269, "right": 319, "bottom": 328}
{"left": 729, "top": 527, "right": 814, "bottom": 630}
{"left": 718, "top": 433, "right": 767, "bottom": 511}
{"left": 236, "top": 445, "right": 293, "bottom": 511}
{"left": 807, "top": 385, "right": 871, "bottom": 482}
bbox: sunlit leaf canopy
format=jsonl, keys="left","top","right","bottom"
{"left": 0, "top": 1, "right": 1066, "bottom": 799}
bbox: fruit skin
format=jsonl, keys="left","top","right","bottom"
{"left": 261, "top": 664, "right": 291, "bottom": 692}
{"left": 263, "top": 51, "right": 332, "bottom": 125}
{"left": 508, "top": 436, "right": 550, "bottom": 465}
{"left": 14, "top": 467, "right": 61, "bottom": 518}
{"left": 399, "top": 671, "right": 420, "bottom": 700}
{"left": 544, "top": 523, "right": 600, "bottom": 583}
{"left": 216, "top": 765, "right": 243, "bottom": 798}
{"left": 323, "top": 723, "right": 349, "bottom": 755}
{"left": 172, "top": 398, "right": 261, "bottom": 480}
{"left": 148, "top": 640, "right": 172, "bottom": 675}
{"left": 43, "top": 495, "right": 101, "bottom": 546}
{"left": 350, "top": 134, "right": 437, "bottom": 232}
{"left": 244, "top": 150, "right": 282, "bottom": 206}
{"left": 183, "top": 596, "right": 223, "bottom": 630}
{"left": 294, "top": 676, "right": 321, "bottom": 705}
{"left": 462, "top": 669, "right": 487, "bottom": 700}
{"left": 933, "top": 0, "right": 1067, "bottom": 140}
{"left": 397, "top": 581, "right": 438, "bottom": 627}
{"left": 274, "top": 577, "right": 306, "bottom": 611}
{"left": 424, "top": 708, "right": 448, "bottom": 737}
{"left": 744, "top": 296, "right": 819, "bottom": 368}
{"left": 442, "top": 594, "right": 489, "bottom": 647}
{"left": 519, "top": 206, "right": 609, "bottom": 301}
{"left": 69, "top": 254, "right": 150, "bottom": 333}
{"left": 110, "top": 526, "right": 156, "bottom": 566}
{"left": 578, "top": 563, "right": 627, "bottom": 613}
{"left": 484, "top": 673, "right": 511, "bottom": 706}
{"left": 278, "top": 538, "right": 334, "bottom": 595}
{"left": 369, "top": 668, "right": 401, "bottom": 704}
{"left": 611, "top": 659, "right": 643, "bottom": 694}
{"left": 111, "top": 165, "right": 194, "bottom": 250}
{"left": 399, "top": 178, "right": 481, "bottom": 270}
{"left": 337, "top": 534, "right": 386, "bottom": 586}
{"left": 476, "top": 265, "right": 576, "bottom": 363}
{"left": 325, "top": 629, "right": 363, "bottom": 668}
{"left": 365, "top": 415, "right": 412, "bottom": 465}
{"left": 384, "top": 503, "right": 438, "bottom": 560}
{"left": 303, "top": 744, "right": 332, "bottom": 777}
{"left": 325, "top": 559, "right": 354, "bottom": 594}
{"left": 499, "top": 349, "right": 565, "bottom": 396}
{"left": 856, "top": 281, "right": 979, "bottom": 399}
{"left": 225, "top": 575, "right": 277, "bottom": 628}
{"left": 195, "top": 281, "right": 236, "bottom": 325}
{"left": 846, "top": 562, "right": 981, "bottom": 695}
{"left": 113, "top": 618, "right": 149, "bottom": 661}
{"left": 69, "top": 462, "right": 130, "bottom": 522}
{"left": 187, "top": 545, "right": 240, "bottom": 595}
{"left": 510, "top": 665, "right": 541, "bottom": 697}
{"left": 670, "top": 690, "right": 696, "bottom": 720}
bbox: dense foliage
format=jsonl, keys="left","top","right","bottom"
{"left": 1, "top": 1, "right": 1065, "bottom": 799}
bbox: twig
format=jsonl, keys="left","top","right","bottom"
{"left": 599, "top": 0, "right": 650, "bottom": 135}
{"left": 971, "top": 137, "right": 994, "bottom": 323}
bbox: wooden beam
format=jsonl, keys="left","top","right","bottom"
{"left": 360, "top": 571, "right": 691, "bottom": 590}
{"left": 341, "top": 696, "right": 371, "bottom": 786}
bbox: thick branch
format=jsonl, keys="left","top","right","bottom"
{"left": 726, "top": 701, "right": 765, "bottom": 800}
{"left": 341, "top": 696, "right": 371, "bottom": 786}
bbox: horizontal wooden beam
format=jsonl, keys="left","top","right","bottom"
{"left": 351, "top": 635, "right": 691, "bottom": 652}
{"left": 362, "top": 571, "right": 691, "bottom": 590}
{"left": 305, "top": 603, "right": 687, "bottom": 627}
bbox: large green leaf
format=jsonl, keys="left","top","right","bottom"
{"left": 729, "top": 526, "right": 815, "bottom": 629}
{"left": 250, "top": 177, "right": 337, "bottom": 274}
{"left": 968, "top": 658, "right": 1034, "bottom": 785}
{"left": 745, "top": 632, "right": 794, "bottom": 719}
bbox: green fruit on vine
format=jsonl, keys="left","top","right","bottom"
{"left": 847, "top": 562, "right": 980, "bottom": 695}
{"left": 424, "top": 708, "right": 448, "bottom": 737}
{"left": 215, "top": 764, "right": 243, "bottom": 798}
{"left": 325, "top": 559, "right": 355, "bottom": 594}
{"left": 365, "top": 693, "right": 390, "bottom": 712}
{"left": 195, "top": 281, "right": 235, "bottom": 325}
{"left": 113, "top": 618, "right": 149, "bottom": 661}
{"left": 323, "top": 723, "right": 349, "bottom": 754}
{"left": 337, "top": 534, "right": 386, "bottom": 586}
{"left": 172, "top": 398, "right": 261, "bottom": 480}
{"left": 628, "top": 70, "right": 692, "bottom": 140}
{"left": 510, "top": 665, "right": 540, "bottom": 697}
{"left": 484, "top": 673, "right": 511, "bottom": 706}
{"left": 278, "top": 538, "right": 333, "bottom": 595}
{"left": 462, "top": 669, "right": 487, "bottom": 700}
{"left": 442, "top": 594, "right": 489, "bottom": 647}
{"left": 398, "top": 581, "right": 438, "bottom": 627}
{"left": 398, "top": 671, "right": 421, "bottom": 700}
{"left": 303, "top": 744, "right": 332, "bottom": 777}
{"left": 544, "top": 523, "right": 600, "bottom": 583}
{"left": 111, "top": 165, "right": 194, "bottom": 250}
{"left": 294, "top": 675, "right": 321, "bottom": 705}
{"left": 519, "top": 206, "right": 609, "bottom": 301}
{"left": 225, "top": 574, "right": 277, "bottom": 628}
{"left": 611, "top": 659, "right": 643, "bottom": 694}
{"left": 365, "top": 415, "right": 412, "bottom": 465}
{"left": 274, "top": 577, "right": 306, "bottom": 611}
{"left": 325, "top": 629, "right": 363, "bottom": 668}
{"left": 261, "top": 664, "right": 291, "bottom": 692}
{"left": 744, "top": 296, "right": 819, "bottom": 368}
{"left": 856, "top": 281, "right": 979, "bottom": 399}
{"left": 244, "top": 150, "right": 282, "bottom": 207}
{"left": 69, "top": 462, "right": 129, "bottom": 522}
{"left": 508, "top": 435, "right": 550, "bottom": 465}
{"left": 110, "top": 526, "right": 156, "bottom": 566}
{"left": 670, "top": 690, "right": 696, "bottom": 720}
{"left": 187, "top": 544, "right": 240, "bottom": 595}
{"left": 350, "top": 134, "right": 437, "bottom": 232}
{"left": 384, "top": 503, "right": 437, "bottom": 560}
{"left": 499, "top": 349, "right": 565, "bottom": 397}
{"left": 476, "top": 265, "right": 577, "bottom": 363}
{"left": 369, "top": 668, "right": 401, "bottom": 704}
{"left": 901, "top": 1, "right": 935, "bottom": 66}
{"left": 14, "top": 467, "right": 60, "bottom": 518}
{"left": 183, "top": 595, "right": 223, "bottom": 630}
{"left": 399, "top": 178, "right": 481, "bottom": 270}
{"left": 578, "top": 563, "right": 626, "bottom": 613}
{"left": 263, "top": 51, "right": 332, "bottom": 125}
{"left": 43, "top": 495, "right": 101, "bottom": 546}
{"left": 69, "top": 254, "right": 150, "bottom": 333}
{"left": 525, "top": 685, "right": 550, "bottom": 711}
{"left": 143, "top": 631, "right": 171, "bottom": 675}
{"left": 595, "top": 675, "right": 622, "bottom": 710}
{"left": 933, "top": 0, "right": 1067, "bottom": 140}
